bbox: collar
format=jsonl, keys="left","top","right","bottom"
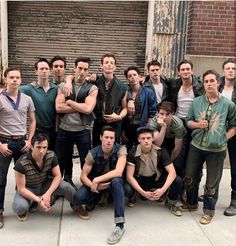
{"left": 135, "top": 144, "right": 161, "bottom": 157}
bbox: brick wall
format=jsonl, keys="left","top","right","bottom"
{"left": 186, "top": 1, "right": 236, "bottom": 56}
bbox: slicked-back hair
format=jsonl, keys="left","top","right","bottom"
{"left": 177, "top": 59, "right": 193, "bottom": 72}
{"left": 147, "top": 60, "right": 161, "bottom": 70}
{"left": 157, "top": 101, "right": 175, "bottom": 114}
{"left": 34, "top": 58, "right": 50, "bottom": 71}
{"left": 50, "top": 56, "right": 67, "bottom": 69}
{"left": 31, "top": 133, "right": 50, "bottom": 146}
{"left": 3, "top": 67, "right": 21, "bottom": 78}
{"left": 74, "top": 57, "right": 91, "bottom": 68}
{"left": 100, "top": 125, "right": 115, "bottom": 136}
{"left": 222, "top": 58, "right": 236, "bottom": 69}
{"left": 203, "top": 69, "right": 220, "bottom": 83}
{"left": 124, "top": 66, "right": 141, "bottom": 78}
{"left": 101, "top": 53, "right": 117, "bottom": 65}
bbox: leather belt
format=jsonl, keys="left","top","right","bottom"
{"left": 0, "top": 134, "right": 25, "bottom": 140}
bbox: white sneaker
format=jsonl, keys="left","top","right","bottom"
{"left": 107, "top": 226, "right": 125, "bottom": 245}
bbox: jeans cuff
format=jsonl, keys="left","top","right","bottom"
{"left": 166, "top": 196, "right": 177, "bottom": 205}
{"left": 114, "top": 216, "right": 125, "bottom": 224}
{"left": 203, "top": 208, "right": 215, "bottom": 216}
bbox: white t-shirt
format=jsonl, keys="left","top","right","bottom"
{"left": 221, "top": 88, "right": 233, "bottom": 100}
{"left": 153, "top": 83, "right": 163, "bottom": 103}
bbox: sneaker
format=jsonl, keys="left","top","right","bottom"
{"left": 199, "top": 214, "right": 213, "bottom": 225}
{"left": 74, "top": 206, "right": 89, "bottom": 220}
{"left": 127, "top": 199, "right": 136, "bottom": 208}
{"left": 29, "top": 202, "right": 38, "bottom": 213}
{"left": 0, "top": 213, "right": 4, "bottom": 229}
{"left": 165, "top": 201, "right": 182, "bottom": 217}
{"left": 179, "top": 204, "right": 198, "bottom": 212}
{"left": 107, "top": 226, "right": 125, "bottom": 245}
{"left": 17, "top": 212, "right": 28, "bottom": 222}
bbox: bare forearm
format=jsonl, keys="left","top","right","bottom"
{"left": 227, "top": 128, "right": 236, "bottom": 140}
{"left": 44, "top": 176, "right": 62, "bottom": 196}
{"left": 28, "top": 120, "right": 36, "bottom": 141}
{"left": 161, "top": 172, "right": 176, "bottom": 193}
{"left": 171, "top": 147, "right": 181, "bottom": 162}
{"left": 127, "top": 176, "right": 145, "bottom": 196}
{"left": 153, "top": 127, "right": 166, "bottom": 147}
{"left": 18, "top": 187, "right": 41, "bottom": 203}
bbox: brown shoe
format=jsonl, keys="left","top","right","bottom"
{"left": 199, "top": 214, "right": 213, "bottom": 225}
{"left": 16, "top": 212, "right": 28, "bottom": 222}
{"left": 74, "top": 206, "right": 89, "bottom": 220}
{"left": 0, "top": 213, "right": 4, "bottom": 229}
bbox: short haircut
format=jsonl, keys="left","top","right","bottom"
{"left": 124, "top": 66, "right": 141, "bottom": 78}
{"left": 31, "top": 133, "right": 50, "bottom": 146}
{"left": 50, "top": 55, "right": 67, "bottom": 69}
{"left": 147, "top": 60, "right": 161, "bottom": 70}
{"left": 101, "top": 53, "right": 117, "bottom": 65}
{"left": 202, "top": 69, "right": 220, "bottom": 82}
{"left": 34, "top": 58, "right": 50, "bottom": 70}
{"left": 3, "top": 67, "right": 21, "bottom": 78}
{"left": 222, "top": 58, "right": 236, "bottom": 69}
{"left": 100, "top": 125, "right": 115, "bottom": 136}
{"left": 157, "top": 101, "right": 175, "bottom": 114}
{"left": 177, "top": 59, "right": 193, "bottom": 72}
{"left": 136, "top": 126, "right": 154, "bottom": 138}
{"left": 74, "top": 57, "right": 91, "bottom": 68}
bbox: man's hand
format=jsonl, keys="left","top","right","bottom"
{"left": 91, "top": 179, "right": 99, "bottom": 193}
{"left": 127, "top": 100, "right": 135, "bottom": 116}
{"left": 103, "top": 113, "right": 121, "bottom": 123}
{"left": 0, "top": 143, "right": 12, "bottom": 157}
{"left": 197, "top": 119, "right": 208, "bottom": 129}
{"left": 157, "top": 117, "right": 167, "bottom": 128}
{"left": 63, "top": 75, "right": 74, "bottom": 96}
{"left": 20, "top": 140, "right": 31, "bottom": 153}
{"left": 97, "top": 182, "right": 110, "bottom": 191}
{"left": 151, "top": 188, "right": 165, "bottom": 201}
{"left": 142, "top": 191, "right": 155, "bottom": 201}
{"left": 41, "top": 193, "right": 51, "bottom": 209}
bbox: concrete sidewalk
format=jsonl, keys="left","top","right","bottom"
{"left": 0, "top": 162, "right": 235, "bottom": 246}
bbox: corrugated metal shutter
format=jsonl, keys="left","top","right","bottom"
{"left": 8, "top": 1, "right": 148, "bottom": 83}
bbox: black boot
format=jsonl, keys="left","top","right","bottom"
{"left": 224, "top": 199, "right": 236, "bottom": 216}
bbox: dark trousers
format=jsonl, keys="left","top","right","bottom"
{"left": 228, "top": 134, "right": 236, "bottom": 200}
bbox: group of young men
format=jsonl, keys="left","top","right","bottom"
{"left": 0, "top": 54, "right": 235, "bottom": 245}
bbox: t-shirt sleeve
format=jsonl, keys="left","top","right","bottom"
{"left": 14, "top": 161, "right": 26, "bottom": 174}
{"left": 28, "top": 96, "right": 35, "bottom": 112}
{"left": 118, "top": 145, "right": 127, "bottom": 157}
{"left": 51, "top": 154, "right": 59, "bottom": 168}
{"left": 85, "top": 151, "right": 95, "bottom": 166}
{"left": 127, "top": 148, "right": 136, "bottom": 166}
{"left": 160, "top": 148, "right": 171, "bottom": 167}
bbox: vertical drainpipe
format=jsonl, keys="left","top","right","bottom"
{"left": 1, "top": 0, "right": 8, "bottom": 73}
{"left": 145, "top": 0, "right": 155, "bottom": 74}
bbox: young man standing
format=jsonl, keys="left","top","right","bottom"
{"left": 0, "top": 67, "right": 36, "bottom": 228}
{"left": 126, "top": 127, "right": 182, "bottom": 216}
{"left": 55, "top": 57, "right": 98, "bottom": 183}
{"left": 50, "top": 55, "right": 67, "bottom": 85}
{"left": 181, "top": 70, "right": 236, "bottom": 224}
{"left": 12, "top": 133, "right": 83, "bottom": 221}
{"left": 74, "top": 126, "right": 127, "bottom": 245}
{"left": 20, "top": 58, "right": 58, "bottom": 150}
{"left": 219, "top": 58, "right": 236, "bottom": 216}
{"left": 149, "top": 101, "right": 187, "bottom": 175}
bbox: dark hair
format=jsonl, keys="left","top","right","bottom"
{"left": 50, "top": 56, "right": 67, "bottom": 69}
{"left": 136, "top": 126, "right": 154, "bottom": 137}
{"left": 31, "top": 133, "right": 50, "bottom": 146}
{"left": 3, "top": 67, "right": 21, "bottom": 78}
{"left": 100, "top": 125, "right": 115, "bottom": 136}
{"left": 222, "top": 58, "right": 236, "bottom": 69}
{"left": 124, "top": 66, "right": 141, "bottom": 78}
{"left": 177, "top": 59, "right": 193, "bottom": 72}
{"left": 34, "top": 58, "right": 50, "bottom": 70}
{"left": 74, "top": 57, "right": 91, "bottom": 67}
{"left": 157, "top": 101, "right": 175, "bottom": 114}
{"left": 202, "top": 69, "right": 220, "bottom": 82}
{"left": 101, "top": 53, "right": 117, "bottom": 65}
{"left": 147, "top": 60, "right": 161, "bottom": 70}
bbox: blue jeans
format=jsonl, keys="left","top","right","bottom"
{"left": 55, "top": 128, "right": 91, "bottom": 175}
{"left": 185, "top": 144, "right": 226, "bottom": 216}
{"left": 228, "top": 134, "right": 236, "bottom": 200}
{"left": 0, "top": 137, "right": 26, "bottom": 213}
{"left": 12, "top": 180, "right": 76, "bottom": 214}
{"left": 125, "top": 173, "right": 182, "bottom": 203}
{"left": 74, "top": 177, "right": 125, "bottom": 223}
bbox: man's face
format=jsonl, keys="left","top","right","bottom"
{"left": 203, "top": 74, "right": 219, "bottom": 93}
{"left": 138, "top": 132, "right": 153, "bottom": 151}
{"left": 178, "top": 63, "right": 193, "bottom": 80}
{"left": 31, "top": 140, "right": 48, "bottom": 161}
{"left": 36, "top": 62, "right": 50, "bottom": 80}
{"left": 74, "top": 61, "right": 89, "bottom": 81}
{"left": 158, "top": 109, "right": 172, "bottom": 126}
{"left": 100, "top": 130, "right": 115, "bottom": 151}
{"left": 127, "top": 70, "right": 140, "bottom": 85}
{"left": 5, "top": 70, "right": 21, "bottom": 89}
{"left": 148, "top": 65, "right": 161, "bottom": 81}
{"left": 223, "top": 62, "right": 236, "bottom": 81}
{"left": 101, "top": 57, "right": 116, "bottom": 74}
{"left": 52, "top": 60, "right": 65, "bottom": 78}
